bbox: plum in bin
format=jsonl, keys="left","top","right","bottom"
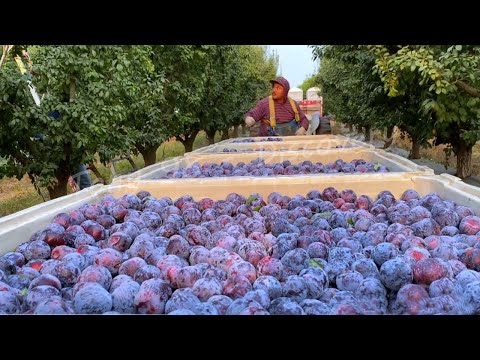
{"left": 119, "top": 257, "right": 148, "bottom": 278}
{"left": 134, "top": 278, "right": 172, "bottom": 314}
{"left": 112, "top": 281, "right": 141, "bottom": 314}
{"left": 223, "top": 275, "right": 252, "bottom": 299}
{"left": 379, "top": 257, "right": 413, "bottom": 291}
{"left": 269, "top": 297, "right": 305, "bottom": 315}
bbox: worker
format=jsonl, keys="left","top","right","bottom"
{"left": 46, "top": 111, "right": 92, "bottom": 190}
{"left": 71, "top": 165, "right": 92, "bottom": 190}
{"left": 244, "top": 76, "right": 309, "bottom": 136}
{"left": 16, "top": 49, "right": 92, "bottom": 191}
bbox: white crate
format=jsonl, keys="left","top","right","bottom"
{"left": 2, "top": 173, "right": 477, "bottom": 254}
{"left": 116, "top": 148, "right": 434, "bottom": 181}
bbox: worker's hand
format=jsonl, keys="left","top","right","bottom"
{"left": 295, "top": 126, "right": 307, "bottom": 136}
{"left": 245, "top": 116, "right": 255, "bottom": 127}
{"left": 68, "top": 176, "right": 79, "bottom": 192}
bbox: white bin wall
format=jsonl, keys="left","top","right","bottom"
{"left": 2, "top": 174, "right": 480, "bottom": 254}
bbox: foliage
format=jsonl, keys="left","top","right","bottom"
{"left": 370, "top": 45, "right": 480, "bottom": 148}
{"left": 312, "top": 45, "right": 402, "bottom": 134}
{"left": 370, "top": 45, "right": 480, "bottom": 176}
{"left": 299, "top": 73, "right": 320, "bottom": 94}
{"left": 0, "top": 45, "right": 133, "bottom": 196}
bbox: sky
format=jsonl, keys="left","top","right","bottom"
{"left": 267, "top": 45, "right": 319, "bottom": 88}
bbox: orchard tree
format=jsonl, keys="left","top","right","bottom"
{"left": 223, "top": 45, "right": 278, "bottom": 139}
{"left": 299, "top": 73, "right": 319, "bottom": 94}
{"left": 197, "top": 46, "right": 241, "bottom": 144}
{"left": 371, "top": 45, "right": 480, "bottom": 177}
{"left": 120, "top": 45, "right": 166, "bottom": 166}
{"left": 202, "top": 45, "right": 278, "bottom": 144}
{"left": 148, "top": 45, "right": 277, "bottom": 152}
{"left": 148, "top": 45, "right": 214, "bottom": 153}
{"left": 0, "top": 45, "right": 132, "bottom": 198}
{"left": 312, "top": 45, "right": 436, "bottom": 155}
{"left": 236, "top": 45, "right": 278, "bottom": 134}
{"left": 312, "top": 45, "right": 402, "bottom": 142}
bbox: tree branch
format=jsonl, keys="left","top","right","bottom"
{"left": 88, "top": 163, "right": 107, "bottom": 184}
{"left": 135, "top": 143, "right": 145, "bottom": 154}
{"left": 26, "top": 137, "right": 41, "bottom": 159}
{"left": 455, "top": 80, "right": 480, "bottom": 98}
{"left": 70, "top": 76, "right": 77, "bottom": 102}
{"left": 14, "top": 151, "right": 28, "bottom": 165}
{"left": 28, "top": 173, "right": 47, "bottom": 202}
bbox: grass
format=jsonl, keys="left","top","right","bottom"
{"left": 0, "top": 176, "right": 44, "bottom": 217}
{"left": 0, "top": 131, "right": 222, "bottom": 217}
{"left": 339, "top": 124, "right": 480, "bottom": 176}
{"left": 391, "top": 131, "right": 480, "bottom": 175}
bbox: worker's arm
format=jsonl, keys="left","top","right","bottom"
{"left": 245, "top": 116, "right": 255, "bottom": 127}
{"left": 295, "top": 126, "right": 306, "bottom": 135}
{"left": 294, "top": 101, "right": 309, "bottom": 135}
{"left": 245, "top": 98, "right": 268, "bottom": 127}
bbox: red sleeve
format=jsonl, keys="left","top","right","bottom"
{"left": 246, "top": 98, "right": 269, "bottom": 122}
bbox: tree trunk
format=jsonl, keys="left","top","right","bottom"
{"left": 409, "top": 136, "right": 421, "bottom": 159}
{"left": 46, "top": 77, "right": 77, "bottom": 199}
{"left": 127, "top": 155, "right": 138, "bottom": 171}
{"left": 139, "top": 145, "right": 158, "bottom": 167}
{"left": 455, "top": 141, "right": 473, "bottom": 179}
{"left": 177, "top": 130, "right": 199, "bottom": 153}
{"left": 364, "top": 126, "right": 371, "bottom": 142}
{"left": 383, "top": 126, "right": 394, "bottom": 149}
{"left": 206, "top": 129, "right": 216, "bottom": 145}
{"left": 232, "top": 125, "right": 239, "bottom": 138}
{"left": 455, "top": 80, "right": 480, "bottom": 98}
{"left": 348, "top": 124, "right": 353, "bottom": 132}
{"left": 48, "top": 172, "right": 69, "bottom": 199}
{"left": 183, "top": 137, "right": 195, "bottom": 153}
{"left": 221, "top": 130, "right": 229, "bottom": 141}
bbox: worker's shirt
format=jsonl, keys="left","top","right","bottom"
{"left": 246, "top": 96, "right": 310, "bottom": 131}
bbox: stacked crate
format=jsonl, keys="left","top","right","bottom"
{"left": 0, "top": 134, "right": 446, "bottom": 248}
{"left": 2, "top": 173, "right": 480, "bottom": 253}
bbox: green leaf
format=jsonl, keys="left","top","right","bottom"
{"left": 347, "top": 217, "right": 355, "bottom": 226}
{"left": 374, "top": 163, "right": 381, "bottom": 171}
{"left": 309, "top": 259, "right": 324, "bottom": 269}
{"left": 317, "top": 212, "right": 332, "bottom": 219}
{"left": 455, "top": 45, "right": 462, "bottom": 51}
{"left": 253, "top": 205, "right": 262, "bottom": 212}
{"left": 20, "top": 288, "right": 28, "bottom": 297}
{"left": 246, "top": 195, "right": 258, "bottom": 205}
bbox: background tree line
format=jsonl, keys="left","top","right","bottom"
{"left": 0, "top": 45, "right": 278, "bottom": 198}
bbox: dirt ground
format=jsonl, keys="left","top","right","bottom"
{"left": 339, "top": 128, "right": 480, "bottom": 188}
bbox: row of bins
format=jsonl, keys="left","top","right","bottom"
{"left": 1, "top": 133, "right": 479, "bottom": 315}
{"left": 0, "top": 134, "right": 463, "bottom": 252}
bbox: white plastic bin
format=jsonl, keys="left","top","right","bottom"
{"left": 116, "top": 148, "right": 434, "bottom": 181}
{"left": 1, "top": 174, "right": 479, "bottom": 254}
